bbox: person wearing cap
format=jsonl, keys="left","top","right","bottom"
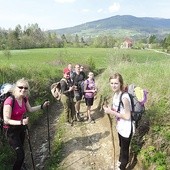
{"left": 60, "top": 68, "right": 76, "bottom": 125}
{"left": 3, "top": 78, "right": 49, "bottom": 170}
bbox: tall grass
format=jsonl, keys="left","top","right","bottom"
{"left": 98, "top": 52, "right": 170, "bottom": 170}
{"left": 0, "top": 48, "right": 170, "bottom": 169}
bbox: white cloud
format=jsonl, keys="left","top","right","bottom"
{"left": 82, "top": 9, "right": 90, "bottom": 13}
{"left": 54, "top": 0, "right": 76, "bottom": 3}
{"left": 108, "top": 3, "right": 120, "bottom": 13}
{"left": 97, "top": 9, "right": 103, "bottom": 13}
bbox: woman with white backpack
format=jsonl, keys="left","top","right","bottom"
{"left": 103, "top": 73, "right": 133, "bottom": 170}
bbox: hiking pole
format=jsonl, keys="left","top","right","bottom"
{"left": 103, "top": 97, "right": 116, "bottom": 168}
{"left": 46, "top": 105, "right": 51, "bottom": 156}
{"left": 25, "top": 125, "right": 36, "bottom": 170}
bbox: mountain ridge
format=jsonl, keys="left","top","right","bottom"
{"left": 49, "top": 15, "right": 170, "bottom": 38}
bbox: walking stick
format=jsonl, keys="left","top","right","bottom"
{"left": 46, "top": 105, "right": 51, "bottom": 156}
{"left": 103, "top": 97, "right": 116, "bottom": 168}
{"left": 25, "top": 125, "right": 36, "bottom": 170}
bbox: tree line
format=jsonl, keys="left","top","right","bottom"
{"left": 0, "top": 23, "right": 170, "bottom": 51}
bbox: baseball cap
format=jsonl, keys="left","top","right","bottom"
{"left": 63, "top": 68, "right": 70, "bottom": 74}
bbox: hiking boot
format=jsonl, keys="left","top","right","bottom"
{"left": 76, "top": 113, "right": 83, "bottom": 121}
{"left": 65, "top": 120, "right": 72, "bottom": 126}
{"left": 84, "top": 116, "right": 89, "bottom": 121}
{"left": 114, "top": 161, "right": 121, "bottom": 170}
{"left": 86, "top": 118, "right": 92, "bottom": 123}
{"left": 21, "top": 163, "right": 27, "bottom": 170}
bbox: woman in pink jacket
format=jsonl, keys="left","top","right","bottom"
{"left": 3, "top": 78, "right": 49, "bottom": 170}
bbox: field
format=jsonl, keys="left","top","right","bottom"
{"left": 0, "top": 48, "right": 170, "bottom": 169}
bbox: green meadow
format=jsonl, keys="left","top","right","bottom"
{"left": 0, "top": 48, "right": 170, "bottom": 169}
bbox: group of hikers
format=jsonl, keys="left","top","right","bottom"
{"left": 1, "top": 67, "right": 135, "bottom": 170}
{"left": 59, "top": 63, "right": 97, "bottom": 126}
{"left": 59, "top": 65, "right": 133, "bottom": 170}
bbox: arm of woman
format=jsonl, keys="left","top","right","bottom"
{"left": 103, "top": 97, "right": 131, "bottom": 120}
{"left": 26, "top": 100, "right": 49, "bottom": 113}
{"left": 3, "top": 105, "right": 22, "bottom": 125}
{"left": 26, "top": 101, "right": 41, "bottom": 113}
{"left": 120, "top": 97, "right": 131, "bottom": 120}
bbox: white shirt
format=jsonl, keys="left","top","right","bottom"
{"left": 112, "top": 92, "right": 132, "bottom": 138}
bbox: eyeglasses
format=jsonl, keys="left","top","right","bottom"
{"left": 17, "top": 86, "right": 28, "bottom": 90}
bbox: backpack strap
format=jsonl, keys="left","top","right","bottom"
{"left": 8, "top": 95, "right": 15, "bottom": 110}
{"left": 117, "top": 92, "right": 136, "bottom": 123}
{"left": 117, "top": 92, "right": 124, "bottom": 113}
{"left": 60, "top": 78, "right": 67, "bottom": 84}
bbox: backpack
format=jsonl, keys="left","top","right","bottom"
{"left": 0, "top": 83, "right": 14, "bottom": 135}
{"left": 118, "top": 84, "right": 148, "bottom": 128}
{"left": 50, "top": 78, "right": 67, "bottom": 101}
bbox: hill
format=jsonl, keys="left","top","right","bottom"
{"left": 50, "top": 15, "right": 170, "bottom": 38}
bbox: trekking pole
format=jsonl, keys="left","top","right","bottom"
{"left": 103, "top": 97, "right": 116, "bottom": 168}
{"left": 46, "top": 105, "right": 51, "bottom": 156}
{"left": 25, "top": 125, "right": 36, "bottom": 170}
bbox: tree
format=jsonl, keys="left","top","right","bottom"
{"left": 149, "top": 35, "right": 157, "bottom": 44}
{"left": 7, "top": 30, "right": 20, "bottom": 49}
{"left": 3, "top": 48, "right": 11, "bottom": 60}
{"left": 74, "top": 34, "right": 79, "bottom": 47}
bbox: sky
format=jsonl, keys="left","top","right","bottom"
{"left": 0, "top": 0, "right": 170, "bottom": 31}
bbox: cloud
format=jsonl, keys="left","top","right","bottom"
{"left": 54, "top": 0, "right": 76, "bottom": 3}
{"left": 108, "top": 3, "right": 120, "bottom": 13}
{"left": 97, "top": 9, "right": 103, "bottom": 13}
{"left": 82, "top": 9, "right": 90, "bottom": 13}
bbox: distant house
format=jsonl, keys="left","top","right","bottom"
{"left": 121, "top": 38, "right": 133, "bottom": 48}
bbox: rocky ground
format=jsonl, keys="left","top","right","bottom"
{"left": 24, "top": 96, "right": 148, "bottom": 170}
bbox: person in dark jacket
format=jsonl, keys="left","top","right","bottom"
{"left": 71, "top": 64, "right": 85, "bottom": 121}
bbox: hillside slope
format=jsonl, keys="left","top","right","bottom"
{"left": 50, "top": 15, "right": 170, "bottom": 38}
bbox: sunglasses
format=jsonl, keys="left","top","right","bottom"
{"left": 17, "top": 86, "right": 28, "bottom": 90}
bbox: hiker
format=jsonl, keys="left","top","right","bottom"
{"left": 71, "top": 64, "right": 85, "bottom": 121}
{"left": 67, "top": 63, "right": 74, "bottom": 78}
{"left": 80, "top": 65, "right": 86, "bottom": 79}
{"left": 3, "top": 78, "right": 49, "bottom": 170}
{"left": 84, "top": 72, "right": 97, "bottom": 123}
{"left": 103, "top": 73, "right": 132, "bottom": 170}
{"left": 60, "top": 68, "right": 76, "bottom": 125}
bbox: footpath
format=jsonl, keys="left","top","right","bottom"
{"left": 24, "top": 96, "right": 144, "bottom": 170}
{"left": 58, "top": 96, "right": 119, "bottom": 170}
{"left": 57, "top": 95, "right": 145, "bottom": 170}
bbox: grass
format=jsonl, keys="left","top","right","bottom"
{"left": 98, "top": 54, "right": 170, "bottom": 170}
{"left": 0, "top": 48, "right": 170, "bottom": 169}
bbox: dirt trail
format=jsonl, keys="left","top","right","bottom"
{"left": 24, "top": 96, "right": 144, "bottom": 170}
{"left": 58, "top": 97, "right": 119, "bottom": 170}
{"left": 24, "top": 102, "right": 62, "bottom": 170}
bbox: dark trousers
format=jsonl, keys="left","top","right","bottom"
{"left": 118, "top": 132, "right": 132, "bottom": 170}
{"left": 6, "top": 125, "right": 26, "bottom": 170}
